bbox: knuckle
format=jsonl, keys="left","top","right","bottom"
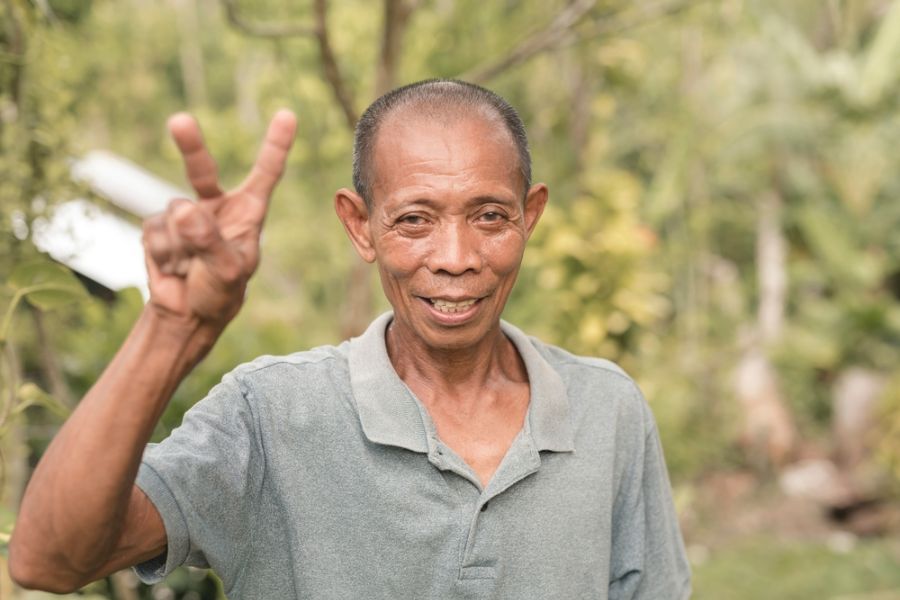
{"left": 215, "top": 252, "right": 246, "bottom": 284}
{"left": 258, "top": 161, "right": 284, "bottom": 182}
{"left": 142, "top": 214, "right": 165, "bottom": 234}
{"left": 173, "top": 258, "right": 190, "bottom": 277}
{"left": 174, "top": 206, "right": 217, "bottom": 248}
{"left": 187, "top": 225, "right": 218, "bottom": 250}
{"left": 167, "top": 197, "right": 192, "bottom": 214}
{"left": 143, "top": 233, "right": 169, "bottom": 261}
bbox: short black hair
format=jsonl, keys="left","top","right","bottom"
{"left": 352, "top": 79, "right": 532, "bottom": 206}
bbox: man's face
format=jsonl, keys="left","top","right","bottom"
{"left": 350, "top": 111, "right": 547, "bottom": 352}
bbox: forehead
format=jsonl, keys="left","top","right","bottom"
{"left": 370, "top": 109, "right": 522, "bottom": 203}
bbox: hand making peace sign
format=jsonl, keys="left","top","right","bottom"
{"left": 142, "top": 110, "right": 297, "bottom": 327}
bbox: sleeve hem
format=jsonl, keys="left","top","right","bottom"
{"left": 133, "top": 461, "right": 191, "bottom": 583}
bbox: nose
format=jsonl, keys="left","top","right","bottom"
{"left": 425, "top": 220, "right": 483, "bottom": 275}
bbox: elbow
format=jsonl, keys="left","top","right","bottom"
{"left": 8, "top": 534, "right": 88, "bottom": 594}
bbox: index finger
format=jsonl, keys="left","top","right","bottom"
{"left": 240, "top": 109, "right": 298, "bottom": 201}
{"left": 168, "top": 113, "right": 224, "bottom": 200}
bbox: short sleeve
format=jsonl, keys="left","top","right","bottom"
{"left": 609, "top": 399, "right": 692, "bottom": 600}
{"left": 133, "top": 371, "right": 265, "bottom": 584}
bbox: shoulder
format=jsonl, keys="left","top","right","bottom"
{"left": 531, "top": 337, "right": 631, "bottom": 381}
{"left": 520, "top": 332, "right": 655, "bottom": 435}
{"left": 529, "top": 335, "right": 639, "bottom": 395}
{"left": 208, "top": 342, "right": 354, "bottom": 419}
{"left": 228, "top": 342, "right": 350, "bottom": 387}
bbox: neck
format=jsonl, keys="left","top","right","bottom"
{"left": 385, "top": 319, "right": 527, "bottom": 411}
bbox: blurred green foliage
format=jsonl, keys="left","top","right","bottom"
{"left": 692, "top": 536, "right": 900, "bottom": 600}
{"left": 2, "top": 0, "right": 900, "bottom": 597}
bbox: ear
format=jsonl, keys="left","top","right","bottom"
{"left": 523, "top": 183, "right": 549, "bottom": 239}
{"left": 334, "top": 188, "right": 376, "bottom": 263}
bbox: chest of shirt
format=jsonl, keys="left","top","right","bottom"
{"left": 232, "top": 404, "right": 619, "bottom": 599}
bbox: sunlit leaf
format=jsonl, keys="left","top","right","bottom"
{"left": 858, "top": 0, "right": 900, "bottom": 106}
{"left": 16, "top": 382, "right": 71, "bottom": 419}
{"left": 8, "top": 259, "right": 87, "bottom": 311}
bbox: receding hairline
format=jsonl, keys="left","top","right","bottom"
{"left": 352, "top": 79, "right": 532, "bottom": 206}
{"left": 367, "top": 109, "right": 525, "bottom": 203}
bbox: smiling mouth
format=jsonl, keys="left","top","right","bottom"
{"left": 427, "top": 298, "right": 479, "bottom": 314}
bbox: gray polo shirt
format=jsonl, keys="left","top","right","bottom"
{"left": 135, "top": 313, "right": 691, "bottom": 599}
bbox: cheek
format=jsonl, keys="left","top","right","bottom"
{"left": 483, "top": 231, "right": 526, "bottom": 275}
{"left": 375, "top": 236, "right": 426, "bottom": 280}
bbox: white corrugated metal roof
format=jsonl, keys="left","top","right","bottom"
{"left": 32, "top": 199, "right": 149, "bottom": 299}
{"left": 29, "top": 150, "right": 197, "bottom": 299}
{"left": 70, "top": 150, "right": 187, "bottom": 218}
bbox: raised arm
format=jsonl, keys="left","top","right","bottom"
{"left": 8, "top": 111, "right": 297, "bottom": 592}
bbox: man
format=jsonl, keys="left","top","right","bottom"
{"left": 10, "top": 80, "right": 691, "bottom": 598}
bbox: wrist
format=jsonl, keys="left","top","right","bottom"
{"left": 138, "top": 305, "right": 223, "bottom": 368}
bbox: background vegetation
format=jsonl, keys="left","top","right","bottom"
{"left": 1, "top": 0, "right": 899, "bottom": 597}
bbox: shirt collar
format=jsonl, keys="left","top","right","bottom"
{"left": 348, "top": 312, "right": 575, "bottom": 454}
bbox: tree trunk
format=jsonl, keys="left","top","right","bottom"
{"left": 234, "top": 52, "right": 263, "bottom": 129}
{"left": 832, "top": 367, "right": 886, "bottom": 470}
{"left": 757, "top": 190, "right": 787, "bottom": 345}
{"left": 340, "top": 0, "right": 417, "bottom": 338}
{"left": 172, "top": 0, "right": 209, "bottom": 108}
{"left": 734, "top": 187, "right": 797, "bottom": 468}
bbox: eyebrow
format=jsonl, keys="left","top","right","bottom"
{"left": 471, "top": 195, "right": 518, "bottom": 206}
{"left": 394, "top": 194, "right": 518, "bottom": 209}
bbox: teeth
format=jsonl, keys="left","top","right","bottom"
{"left": 430, "top": 298, "right": 477, "bottom": 313}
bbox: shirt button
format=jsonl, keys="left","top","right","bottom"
{"left": 480, "top": 502, "right": 489, "bottom": 512}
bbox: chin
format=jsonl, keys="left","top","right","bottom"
{"left": 419, "top": 319, "right": 497, "bottom": 352}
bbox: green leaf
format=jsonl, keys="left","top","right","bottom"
{"left": 15, "top": 382, "right": 71, "bottom": 419}
{"left": 8, "top": 259, "right": 88, "bottom": 311}
{"left": 858, "top": 0, "right": 900, "bottom": 106}
{"left": 795, "top": 206, "right": 883, "bottom": 287}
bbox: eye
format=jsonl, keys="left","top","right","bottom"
{"left": 398, "top": 214, "right": 426, "bottom": 225}
{"left": 479, "top": 211, "right": 506, "bottom": 223}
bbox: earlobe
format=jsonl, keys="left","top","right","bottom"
{"left": 523, "top": 183, "right": 549, "bottom": 237}
{"left": 334, "top": 188, "right": 377, "bottom": 263}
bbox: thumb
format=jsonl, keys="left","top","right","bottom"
{"left": 173, "top": 202, "right": 244, "bottom": 285}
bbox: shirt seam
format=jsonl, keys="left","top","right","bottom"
{"left": 549, "top": 354, "right": 636, "bottom": 385}
{"left": 235, "top": 352, "right": 339, "bottom": 376}
{"left": 229, "top": 372, "right": 270, "bottom": 590}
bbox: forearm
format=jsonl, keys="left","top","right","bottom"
{"left": 10, "top": 306, "right": 220, "bottom": 585}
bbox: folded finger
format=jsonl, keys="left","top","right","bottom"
{"left": 164, "top": 199, "right": 194, "bottom": 275}
{"left": 172, "top": 201, "right": 245, "bottom": 285}
{"left": 168, "top": 113, "right": 224, "bottom": 200}
{"left": 143, "top": 214, "right": 177, "bottom": 275}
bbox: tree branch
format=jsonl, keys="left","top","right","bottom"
{"left": 220, "top": 0, "right": 316, "bottom": 38}
{"left": 339, "top": 0, "right": 422, "bottom": 338}
{"left": 313, "top": 0, "right": 358, "bottom": 129}
{"left": 1, "top": 0, "right": 26, "bottom": 107}
{"left": 218, "top": 0, "right": 358, "bottom": 129}
{"left": 375, "top": 0, "right": 418, "bottom": 95}
{"left": 456, "top": 0, "right": 703, "bottom": 84}
{"left": 570, "top": 0, "right": 705, "bottom": 47}
{"left": 456, "top": 0, "right": 598, "bottom": 84}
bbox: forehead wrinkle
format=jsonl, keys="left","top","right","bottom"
{"left": 370, "top": 111, "right": 524, "bottom": 207}
{"left": 376, "top": 109, "right": 516, "bottom": 165}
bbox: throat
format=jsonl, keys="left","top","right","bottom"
{"left": 423, "top": 381, "right": 530, "bottom": 488}
{"left": 383, "top": 317, "right": 532, "bottom": 487}
{"left": 385, "top": 319, "right": 525, "bottom": 390}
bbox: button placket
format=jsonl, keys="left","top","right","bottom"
{"left": 457, "top": 435, "right": 544, "bottom": 583}
{"left": 459, "top": 504, "right": 497, "bottom": 581}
